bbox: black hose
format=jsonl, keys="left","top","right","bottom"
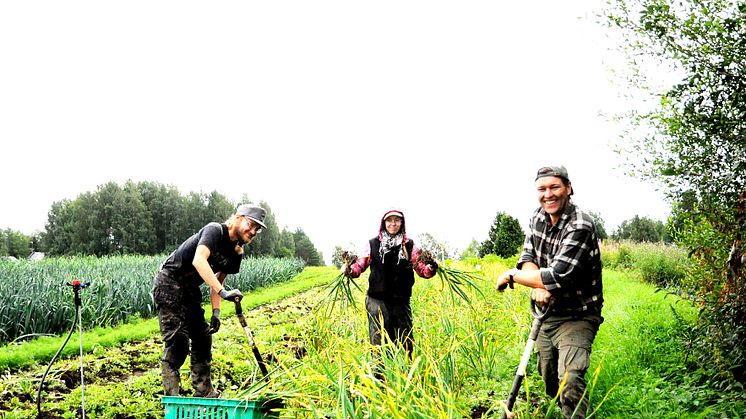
{"left": 36, "top": 304, "right": 78, "bottom": 418}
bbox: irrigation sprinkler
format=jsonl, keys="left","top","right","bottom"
{"left": 37, "top": 279, "right": 90, "bottom": 419}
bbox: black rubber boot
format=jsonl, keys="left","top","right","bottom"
{"left": 191, "top": 362, "right": 218, "bottom": 398}
{"left": 161, "top": 361, "right": 181, "bottom": 396}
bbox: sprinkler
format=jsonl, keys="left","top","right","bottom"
{"left": 37, "top": 279, "right": 90, "bottom": 419}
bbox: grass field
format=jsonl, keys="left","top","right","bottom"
{"left": 1, "top": 261, "right": 743, "bottom": 418}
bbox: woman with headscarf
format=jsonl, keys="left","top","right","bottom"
{"left": 344, "top": 209, "right": 438, "bottom": 376}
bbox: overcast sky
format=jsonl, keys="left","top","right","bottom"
{"left": 1, "top": 1, "right": 671, "bottom": 262}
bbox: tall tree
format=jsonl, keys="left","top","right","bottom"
{"left": 293, "top": 228, "right": 323, "bottom": 266}
{"left": 605, "top": 0, "right": 746, "bottom": 384}
{"left": 136, "top": 181, "right": 184, "bottom": 253}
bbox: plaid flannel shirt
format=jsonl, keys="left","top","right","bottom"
{"left": 517, "top": 201, "right": 604, "bottom": 315}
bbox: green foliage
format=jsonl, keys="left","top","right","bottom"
{"left": 479, "top": 211, "right": 524, "bottom": 258}
{"left": 2, "top": 263, "right": 745, "bottom": 417}
{"left": 460, "top": 239, "right": 480, "bottom": 260}
{"left": 38, "top": 180, "right": 324, "bottom": 260}
{"left": 605, "top": 0, "right": 746, "bottom": 383}
{"left": 612, "top": 215, "right": 671, "bottom": 243}
{"left": 602, "top": 241, "right": 689, "bottom": 285}
{"left": 0, "top": 228, "right": 33, "bottom": 258}
{"left": 589, "top": 211, "right": 609, "bottom": 241}
{"left": 292, "top": 228, "right": 323, "bottom": 266}
{"left": 675, "top": 216, "right": 746, "bottom": 385}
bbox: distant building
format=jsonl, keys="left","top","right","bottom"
{"left": 1, "top": 256, "right": 18, "bottom": 262}
{"left": 29, "top": 252, "right": 45, "bottom": 261}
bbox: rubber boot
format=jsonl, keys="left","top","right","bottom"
{"left": 161, "top": 361, "right": 181, "bottom": 396}
{"left": 191, "top": 362, "right": 219, "bottom": 398}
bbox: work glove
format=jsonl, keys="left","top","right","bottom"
{"left": 207, "top": 309, "right": 220, "bottom": 334}
{"left": 219, "top": 288, "right": 243, "bottom": 302}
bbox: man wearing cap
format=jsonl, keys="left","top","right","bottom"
{"left": 343, "top": 209, "right": 438, "bottom": 378}
{"left": 496, "top": 166, "right": 603, "bottom": 419}
{"left": 152, "top": 203, "right": 267, "bottom": 398}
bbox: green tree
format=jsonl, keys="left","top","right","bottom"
{"left": 605, "top": 0, "right": 746, "bottom": 384}
{"left": 479, "top": 212, "right": 524, "bottom": 258}
{"left": 2, "top": 229, "right": 32, "bottom": 258}
{"left": 589, "top": 211, "right": 609, "bottom": 241}
{"left": 613, "top": 215, "right": 661, "bottom": 242}
{"left": 136, "top": 181, "right": 185, "bottom": 252}
{"left": 278, "top": 229, "right": 296, "bottom": 259}
{"left": 460, "top": 239, "right": 480, "bottom": 260}
{"left": 293, "top": 228, "right": 322, "bottom": 266}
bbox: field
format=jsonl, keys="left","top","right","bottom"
{"left": 1, "top": 257, "right": 744, "bottom": 418}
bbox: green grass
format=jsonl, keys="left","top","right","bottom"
{"left": 0, "top": 266, "right": 336, "bottom": 371}
{"left": 3, "top": 262, "right": 744, "bottom": 418}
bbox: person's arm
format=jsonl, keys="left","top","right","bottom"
{"left": 496, "top": 263, "right": 553, "bottom": 304}
{"left": 411, "top": 245, "right": 437, "bottom": 279}
{"left": 348, "top": 241, "right": 372, "bottom": 278}
{"left": 193, "top": 244, "right": 225, "bottom": 295}
{"left": 496, "top": 266, "right": 544, "bottom": 290}
{"left": 210, "top": 272, "right": 227, "bottom": 310}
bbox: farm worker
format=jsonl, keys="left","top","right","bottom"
{"left": 495, "top": 165, "right": 604, "bottom": 419}
{"left": 342, "top": 209, "right": 438, "bottom": 379}
{"left": 152, "top": 203, "right": 266, "bottom": 398}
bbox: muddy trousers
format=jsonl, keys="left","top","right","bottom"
{"left": 536, "top": 314, "right": 602, "bottom": 419}
{"left": 154, "top": 272, "right": 217, "bottom": 397}
{"left": 365, "top": 296, "right": 414, "bottom": 379}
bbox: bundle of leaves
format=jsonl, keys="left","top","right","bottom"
{"left": 417, "top": 250, "right": 484, "bottom": 306}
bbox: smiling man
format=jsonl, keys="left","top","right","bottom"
{"left": 152, "top": 203, "right": 266, "bottom": 398}
{"left": 495, "top": 165, "right": 604, "bottom": 419}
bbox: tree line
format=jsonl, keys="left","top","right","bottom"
{"left": 1, "top": 180, "right": 324, "bottom": 266}
{"left": 475, "top": 210, "right": 671, "bottom": 259}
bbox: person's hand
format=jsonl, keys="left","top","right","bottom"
{"left": 428, "top": 260, "right": 438, "bottom": 272}
{"left": 219, "top": 288, "right": 243, "bottom": 302}
{"left": 340, "top": 262, "right": 352, "bottom": 277}
{"left": 207, "top": 309, "right": 220, "bottom": 334}
{"left": 530, "top": 288, "right": 553, "bottom": 305}
{"left": 496, "top": 269, "right": 516, "bottom": 291}
{"left": 341, "top": 252, "right": 356, "bottom": 277}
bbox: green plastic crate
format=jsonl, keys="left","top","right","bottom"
{"left": 161, "top": 396, "right": 282, "bottom": 419}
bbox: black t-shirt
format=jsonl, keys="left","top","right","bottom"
{"left": 160, "top": 222, "right": 242, "bottom": 285}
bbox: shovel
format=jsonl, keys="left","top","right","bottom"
{"left": 234, "top": 297, "right": 269, "bottom": 377}
{"left": 501, "top": 298, "right": 553, "bottom": 419}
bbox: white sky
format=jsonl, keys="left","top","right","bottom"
{"left": 0, "top": 1, "right": 671, "bottom": 262}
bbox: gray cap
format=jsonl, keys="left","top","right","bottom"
{"left": 236, "top": 204, "right": 267, "bottom": 229}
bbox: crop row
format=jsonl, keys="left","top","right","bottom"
{"left": 0, "top": 255, "right": 304, "bottom": 345}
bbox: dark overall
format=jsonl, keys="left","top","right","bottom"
{"left": 152, "top": 222, "right": 240, "bottom": 397}
{"left": 365, "top": 238, "right": 416, "bottom": 359}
